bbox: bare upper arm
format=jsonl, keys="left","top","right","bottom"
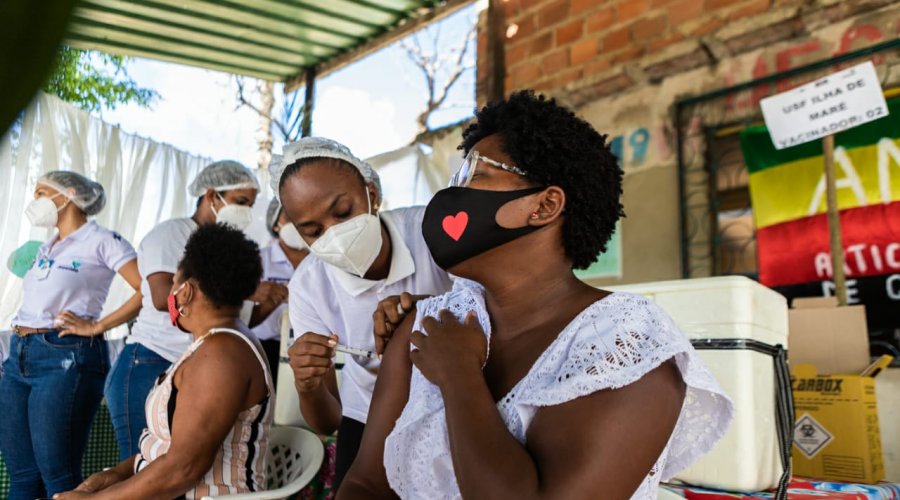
{"left": 337, "top": 313, "right": 416, "bottom": 499}
{"left": 117, "top": 259, "right": 142, "bottom": 290}
{"left": 166, "top": 335, "right": 260, "bottom": 473}
{"left": 525, "top": 360, "right": 686, "bottom": 500}
{"left": 146, "top": 272, "right": 174, "bottom": 311}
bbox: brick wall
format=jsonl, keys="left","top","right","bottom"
{"left": 470, "top": 0, "right": 900, "bottom": 286}
{"left": 476, "top": 0, "right": 898, "bottom": 105}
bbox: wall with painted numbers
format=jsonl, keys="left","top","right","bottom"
{"left": 552, "top": 3, "right": 900, "bottom": 287}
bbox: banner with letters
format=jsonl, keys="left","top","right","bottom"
{"left": 741, "top": 97, "right": 900, "bottom": 333}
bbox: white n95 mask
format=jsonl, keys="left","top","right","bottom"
{"left": 26, "top": 194, "right": 66, "bottom": 228}
{"left": 279, "top": 223, "right": 306, "bottom": 250}
{"left": 308, "top": 191, "right": 382, "bottom": 277}
{"left": 213, "top": 192, "right": 253, "bottom": 231}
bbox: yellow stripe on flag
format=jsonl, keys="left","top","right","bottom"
{"left": 750, "top": 138, "right": 900, "bottom": 228}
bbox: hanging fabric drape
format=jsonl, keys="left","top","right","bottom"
{"left": 365, "top": 128, "right": 463, "bottom": 210}
{"left": 0, "top": 92, "right": 214, "bottom": 333}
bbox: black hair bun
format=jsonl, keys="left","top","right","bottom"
{"left": 179, "top": 224, "right": 263, "bottom": 308}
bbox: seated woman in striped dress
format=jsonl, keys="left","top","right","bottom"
{"left": 56, "top": 224, "right": 274, "bottom": 500}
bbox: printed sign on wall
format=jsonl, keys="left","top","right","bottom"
{"left": 760, "top": 61, "right": 888, "bottom": 149}
{"left": 741, "top": 97, "right": 900, "bottom": 332}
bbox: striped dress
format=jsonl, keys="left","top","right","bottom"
{"left": 134, "top": 328, "right": 274, "bottom": 498}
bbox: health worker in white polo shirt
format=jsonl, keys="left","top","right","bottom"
{"left": 272, "top": 138, "right": 453, "bottom": 491}
{"left": 0, "top": 171, "right": 141, "bottom": 500}
{"left": 250, "top": 197, "right": 309, "bottom": 382}
{"left": 104, "top": 160, "right": 261, "bottom": 461}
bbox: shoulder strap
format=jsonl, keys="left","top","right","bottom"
{"left": 206, "top": 328, "right": 275, "bottom": 391}
{"left": 175, "top": 334, "right": 210, "bottom": 369}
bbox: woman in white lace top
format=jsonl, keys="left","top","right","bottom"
{"left": 338, "top": 90, "right": 734, "bottom": 500}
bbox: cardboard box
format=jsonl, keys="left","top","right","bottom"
{"left": 789, "top": 297, "right": 870, "bottom": 375}
{"left": 791, "top": 357, "right": 891, "bottom": 484}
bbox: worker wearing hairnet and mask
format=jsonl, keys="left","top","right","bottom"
{"left": 104, "top": 160, "right": 261, "bottom": 461}
{"left": 271, "top": 138, "right": 453, "bottom": 489}
{"left": 1, "top": 171, "right": 142, "bottom": 498}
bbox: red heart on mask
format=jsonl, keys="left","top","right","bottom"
{"left": 442, "top": 212, "right": 468, "bottom": 241}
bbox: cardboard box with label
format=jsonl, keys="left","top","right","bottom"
{"left": 791, "top": 356, "right": 892, "bottom": 484}
{"left": 788, "top": 297, "right": 870, "bottom": 375}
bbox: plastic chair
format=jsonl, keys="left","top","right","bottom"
{"left": 203, "top": 426, "right": 325, "bottom": 500}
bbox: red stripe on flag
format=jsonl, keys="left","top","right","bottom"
{"left": 757, "top": 201, "right": 900, "bottom": 287}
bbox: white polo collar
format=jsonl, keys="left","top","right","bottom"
{"left": 41, "top": 219, "right": 98, "bottom": 253}
{"left": 268, "top": 239, "right": 291, "bottom": 265}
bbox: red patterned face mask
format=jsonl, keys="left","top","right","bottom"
{"left": 167, "top": 282, "right": 191, "bottom": 333}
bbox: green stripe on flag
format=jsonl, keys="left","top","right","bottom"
{"left": 741, "top": 97, "right": 900, "bottom": 174}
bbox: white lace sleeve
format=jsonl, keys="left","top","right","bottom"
{"left": 383, "top": 287, "right": 733, "bottom": 500}
{"left": 511, "top": 293, "right": 734, "bottom": 481}
{"left": 385, "top": 280, "right": 491, "bottom": 499}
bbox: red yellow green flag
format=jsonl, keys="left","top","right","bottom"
{"left": 740, "top": 98, "right": 900, "bottom": 332}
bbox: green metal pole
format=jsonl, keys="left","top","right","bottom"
{"left": 301, "top": 67, "right": 316, "bottom": 138}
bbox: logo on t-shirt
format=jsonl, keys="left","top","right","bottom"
{"left": 112, "top": 232, "right": 123, "bottom": 241}
{"left": 59, "top": 260, "right": 82, "bottom": 273}
{"left": 32, "top": 258, "right": 55, "bottom": 280}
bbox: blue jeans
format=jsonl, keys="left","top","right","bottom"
{"left": 104, "top": 343, "right": 171, "bottom": 461}
{"left": 0, "top": 332, "right": 108, "bottom": 500}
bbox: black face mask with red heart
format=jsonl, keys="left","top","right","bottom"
{"left": 422, "top": 186, "right": 545, "bottom": 270}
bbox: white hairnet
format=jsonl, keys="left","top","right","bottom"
{"left": 188, "top": 160, "right": 259, "bottom": 196}
{"left": 266, "top": 197, "right": 282, "bottom": 237}
{"left": 269, "top": 137, "right": 382, "bottom": 201}
{"left": 37, "top": 171, "right": 106, "bottom": 215}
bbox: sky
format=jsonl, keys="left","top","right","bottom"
{"left": 95, "top": 4, "right": 478, "bottom": 165}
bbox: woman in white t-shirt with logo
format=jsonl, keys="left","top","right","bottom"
{"left": 0, "top": 171, "right": 141, "bottom": 500}
{"left": 104, "top": 160, "right": 261, "bottom": 461}
{"left": 271, "top": 138, "right": 453, "bottom": 491}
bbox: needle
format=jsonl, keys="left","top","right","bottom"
{"left": 334, "top": 343, "right": 377, "bottom": 360}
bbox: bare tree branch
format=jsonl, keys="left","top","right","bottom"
{"left": 235, "top": 76, "right": 305, "bottom": 143}
{"left": 235, "top": 78, "right": 266, "bottom": 117}
{"left": 283, "top": 90, "right": 304, "bottom": 141}
{"left": 255, "top": 79, "right": 274, "bottom": 170}
{"left": 432, "top": 26, "right": 475, "bottom": 110}
{"left": 402, "top": 19, "right": 476, "bottom": 133}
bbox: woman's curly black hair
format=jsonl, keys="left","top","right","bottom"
{"left": 460, "top": 90, "right": 624, "bottom": 269}
{"left": 178, "top": 224, "right": 262, "bottom": 309}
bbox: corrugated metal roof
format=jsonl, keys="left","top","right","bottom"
{"left": 64, "top": 0, "right": 473, "bottom": 83}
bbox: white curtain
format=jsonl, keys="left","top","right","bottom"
{"left": 366, "top": 128, "right": 463, "bottom": 209}
{"left": 0, "top": 92, "right": 216, "bottom": 337}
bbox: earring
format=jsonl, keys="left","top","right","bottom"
{"left": 178, "top": 284, "right": 192, "bottom": 317}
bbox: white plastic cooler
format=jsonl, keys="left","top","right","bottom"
{"left": 609, "top": 276, "right": 789, "bottom": 493}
